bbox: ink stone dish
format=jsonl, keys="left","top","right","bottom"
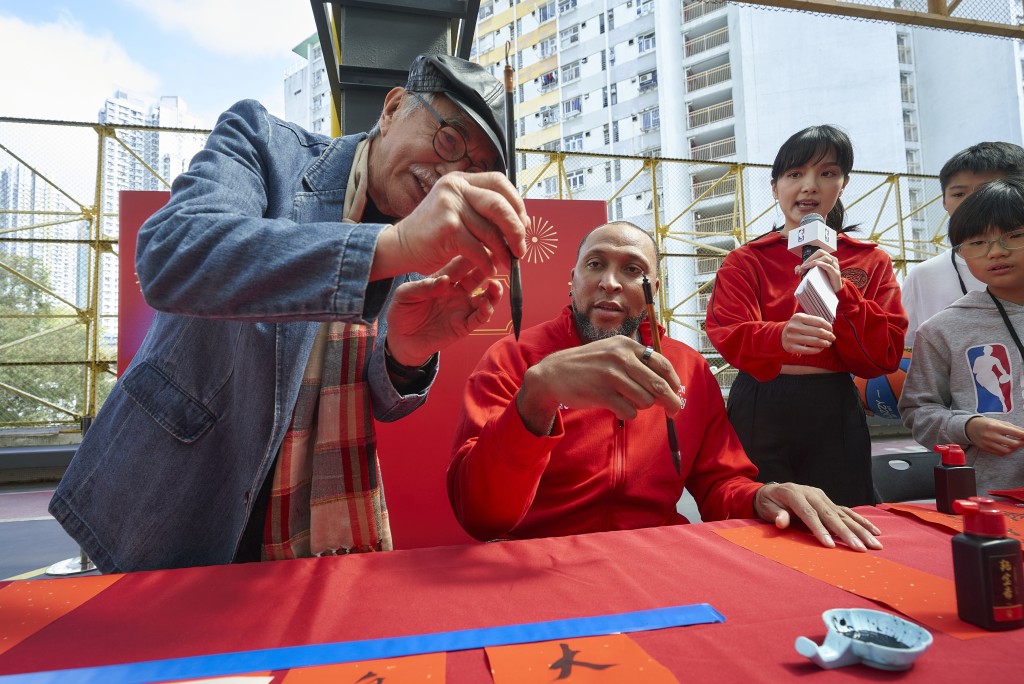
{"left": 795, "top": 608, "right": 933, "bottom": 671}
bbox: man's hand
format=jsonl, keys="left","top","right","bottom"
{"left": 965, "top": 416, "right": 1024, "bottom": 455}
{"left": 371, "top": 172, "right": 529, "bottom": 281}
{"left": 754, "top": 482, "right": 883, "bottom": 552}
{"left": 781, "top": 312, "right": 835, "bottom": 356}
{"left": 385, "top": 257, "right": 503, "bottom": 366}
{"left": 516, "top": 336, "right": 682, "bottom": 436}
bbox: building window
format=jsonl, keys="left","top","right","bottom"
{"left": 641, "top": 107, "right": 660, "bottom": 131}
{"left": 541, "top": 140, "right": 562, "bottom": 152}
{"left": 544, "top": 176, "right": 559, "bottom": 195}
{"left": 613, "top": 121, "right": 620, "bottom": 143}
{"left": 540, "top": 105, "right": 559, "bottom": 126}
{"left": 638, "top": 32, "right": 656, "bottom": 54}
{"left": 603, "top": 124, "right": 610, "bottom": 145}
{"left": 605, "top": 161, "right": 613, "bottom": 181}
{"left": 639, "top": 69, "right": 657, "bottom": 93}
{"left": 906, "top": 148, "right": 921, "bottom": 174}
{"left": 539, "top": 36, "right": 557, "bottom": 58}
{"left": 567, "top": 169, "right": 585, "bottom": 190}
{"left": 561, "top": 60, "right": 581, "bottom": 83}
{"left": 560, "top": 25, "right": 580, "bottom": 48}
{"left": 558, "top": 0, "right": 578, "bottom": 14}
{"left": 564, "top": 133, "right": 584, "bottom": 151}
{"left": 539, "top": 69, "right": 558, "bottom": 91}
{"left": 562, "top": 96, "right": 582, "bottom": 118}
{"left": 897, "top": 32, "right": 912, "bottom": 64}
{"left": 599, "top": 12, "right": 606, "bottom": 33}
{"left": 480, "top": 1, "right": 494, "bottom": 18}
{"left": 537, "top": 1, "right": 556, "bottom": 23}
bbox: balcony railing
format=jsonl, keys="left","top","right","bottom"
{"left": 683, "top": 0, "right": 728, "bottom": 23}
{"left": 685, "top": 27, "right": 729, "bottom": 58}
{"left": 686, "top": 63, "right": 731, "bottom": 92}
{"left": 696, "top": 255, "right": 724, "bottom": 275}
{"left": 689, "top": 100, "right": 734, "bottom": 129}
{"left": 693, "top": 214, "right": 734, "bottom": 233}
{"left": 691, "top": 136, "right": 736, "bottom": 161}
{"left": 692, "top": 175, "right": 736, "bottom": 199}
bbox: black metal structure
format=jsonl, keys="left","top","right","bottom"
{"left": 310, "top": 0, "right": 481, "bottom": 135}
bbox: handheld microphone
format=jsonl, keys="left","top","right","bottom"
{"left": 787, "top": 213, "right": 836, "bottom": 264}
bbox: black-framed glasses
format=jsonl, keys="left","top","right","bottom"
{"left": 408, "top": 91, "right": 486, "bottom": 173}
{"left": 954, "top": 229, "right": 1024, "bottom": 259}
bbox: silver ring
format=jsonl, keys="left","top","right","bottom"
{"left": 641, "top": 346, "right": 654, "bottom": 362}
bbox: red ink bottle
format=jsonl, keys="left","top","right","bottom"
{"left": 951, "top": 497, "right": 1024, "bottom": 631}
{"left": 934, "top": 444, "right": 975, "bottom": 514}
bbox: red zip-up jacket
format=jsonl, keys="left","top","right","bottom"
{"left": 448, "top": 306, "right": 761, "bottom": 542}
{"left": 705, "top": 231, "right": 907, "bottom": 382}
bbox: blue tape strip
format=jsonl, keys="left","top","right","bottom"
{"left": 0, "top": 603, "right": 724, "bottom": 684}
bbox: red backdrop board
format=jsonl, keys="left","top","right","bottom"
{"left": 117, "top": 191, "right": 168, "bottom": 376}
{"left": 377, "top": 199, "right": 609, "bottom": 549}
{"left": 116, "top": 194, "right": 608, "bottom": 550}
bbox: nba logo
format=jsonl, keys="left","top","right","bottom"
{"left": 797, "top": 227, "right": 805, "bottom": 243}
{"left": 966, "top": 344, "right": 1013, "bottom": 413}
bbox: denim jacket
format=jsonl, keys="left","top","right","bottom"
{"left": 50, "top": 100, "right": 431, "bottom": 573}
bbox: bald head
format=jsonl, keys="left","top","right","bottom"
{"left": 575, "top": 222, "right": 659, "bottom": 276}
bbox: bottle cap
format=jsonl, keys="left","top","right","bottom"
{"left": 953, "top": 496, "right": 1007, "bottom": 537}
{"left": 935, "top": 444, "right": 966, "bottom": 466}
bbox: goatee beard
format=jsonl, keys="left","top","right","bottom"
{"left": 571, "top": 299, "right": 647, "bottom": 343}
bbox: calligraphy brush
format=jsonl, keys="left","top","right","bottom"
{"left": 642, "top": 273, "right": 681, "bottom": 474}
{"left": 504, "top": 43, "right": 523, "bottom": 339}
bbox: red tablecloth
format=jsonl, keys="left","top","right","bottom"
{"left": 0, "top": 507, "right": 1020, "bottom": 681}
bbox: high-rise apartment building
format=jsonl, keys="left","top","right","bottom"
{"left": 284, "top": 36, "right": 331, "bottom": 134}
{"left": 468, "top": 0, "right": 1024, "bottom": 347}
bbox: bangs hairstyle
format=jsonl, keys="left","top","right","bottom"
{"left": 771, "top": 125, "right": 855, "bottom": 233}
{"left": 948, "top": 177, "right": 1024, "bottom": 246}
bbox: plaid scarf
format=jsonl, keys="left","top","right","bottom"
{"left": 262, "top": 138, "right": 392, "bottom": 559}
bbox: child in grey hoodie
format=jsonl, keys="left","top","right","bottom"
{"left": 900, "top": 178, "right": 1024, "bottom": 494}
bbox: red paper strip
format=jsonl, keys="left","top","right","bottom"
{"left": 0, "top": 575, "right": 123, "bottom": 657}
{"left": 486, "top": 634, "right": 677, "bottom": 684}
{"left": 279, "top": 653, "right": 444, "bottom": 683}
{"left": 988, "top": 488, "right": 1024, "bottom": 503}
{"left": 886, "top": 501, "right": 1024, "bottom": 547}
{"left": 715, "top": 524, "right": 992, "bottom": 639}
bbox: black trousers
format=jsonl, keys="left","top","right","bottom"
{"left": 726, "top": 371, "right": 874, "bottom": 507}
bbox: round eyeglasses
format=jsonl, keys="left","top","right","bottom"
{"left": 954, "top": 229, "right": 1024, "bottom": 259}
{"left": 408, "top": 91, "right": 487, "bottom": 173}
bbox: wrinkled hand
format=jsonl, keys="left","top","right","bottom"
{"left": 795, "top": 249, "right": 843, "bottom": 291}
{"left": 516, "top": 336, "right": 681, "bottom": 436}
{"left": 781, "top": 312, "right": 835, "bottom": 355}
{"left": 385, "top": 257, "right": 503, "bottom": 366}
{"left": 372, "top": 172, "right": 528, "bottom": 281}
{"left": 754, "top": 482, "right": 883, "bottom": 552}
{"left": 965, "top": 416, "right": 1024, "bottom": 455}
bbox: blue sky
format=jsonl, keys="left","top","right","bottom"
{"left": 0, "top": 1, "right": 315, "bottom": 127}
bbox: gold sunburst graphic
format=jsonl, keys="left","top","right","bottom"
{"left": 523, "top": 217, "right": 559, "bottom": 264}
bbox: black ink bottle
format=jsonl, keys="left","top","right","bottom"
{"left": 934, "top": 444, "right": 975, "bottom": 514}
{"left": 951, "top": 497, "right": 1024, "bottom": 631}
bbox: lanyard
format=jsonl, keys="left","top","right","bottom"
{"left": 987, "top": 288, "right": 1024, "bottom": 360}
{"left": 951, "top": 249, "right": 968, "bottom": 295}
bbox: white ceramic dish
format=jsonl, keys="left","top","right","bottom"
{"left": 795, "top": 608, "right": 934, "bottom": 671}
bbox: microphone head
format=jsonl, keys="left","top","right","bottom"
{"left": 799, "top": 213, "right": 825, "bottom": 227}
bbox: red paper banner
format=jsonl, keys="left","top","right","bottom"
{"left": 486, "top": 634, "right": 677, "bottom": 684}
{"left": 885, "top": 501, "right": 1024, "bottom": 547}
{"left": 715, "top": 523, "right": 992, "bottom": 639}
{"left": 0, "top": 574, "right": 123, "bottom": 657}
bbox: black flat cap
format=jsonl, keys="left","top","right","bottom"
{"left": 405, "top": 54, "right": 507, "bottom": 172}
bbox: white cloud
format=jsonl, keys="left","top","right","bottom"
{"left": 0, "top": 13, "right": 161, "bottom": 122}
{"left": 122, "top": 0, "right": 314, "bottom": 59}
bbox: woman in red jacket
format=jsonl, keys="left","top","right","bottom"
{"left": 705, "top": 125, "right": 906, "bottom": 506}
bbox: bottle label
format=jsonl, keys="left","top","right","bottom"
{"left": 990, "top": 552, "right": 1023, "bottom": 623}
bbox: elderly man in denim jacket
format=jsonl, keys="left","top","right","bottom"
{"left": 50, "top": 54, "right": 528, "bottom": 573}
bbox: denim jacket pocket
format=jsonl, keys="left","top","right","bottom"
{"left": 122, "top": 361, "right": 217, "bottom": 443}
